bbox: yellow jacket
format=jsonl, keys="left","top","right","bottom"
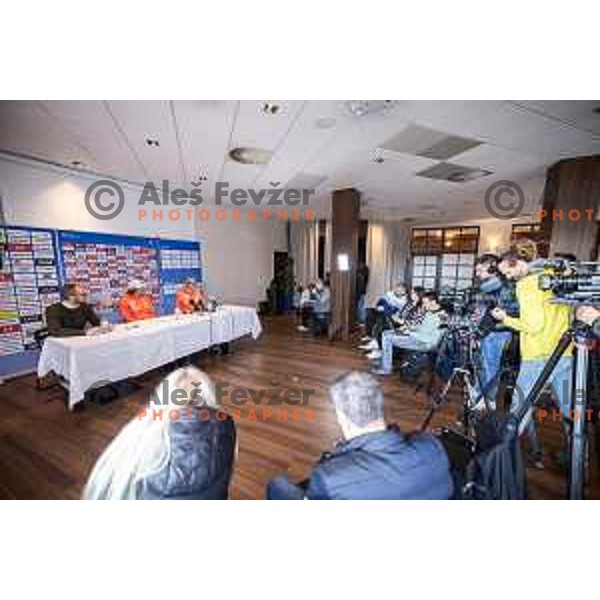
{"left": 503, "top": 272, "right": 572, "bottom": 361}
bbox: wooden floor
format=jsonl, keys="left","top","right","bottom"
{"left": 0, "top": 315, "right": 599, "bottom": 500}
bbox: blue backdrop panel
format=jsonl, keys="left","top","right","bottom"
{"left": 0, "top": 226, "right": 201, "bottom": 379}
{"left": 57, "top": 229, "right": 161, "bottom": 324}
{"left": 0, "top": 225, "right": 61, "bottom": 377}
{"left": 158, "top": 238, "right": 203, "bottom": 314}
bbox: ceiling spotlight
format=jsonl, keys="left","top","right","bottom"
{"left": 145, "top": 138, "right": 160, "bottom": 147}
{"left": 228, "top": 147, "right": 273, "bottom": 165}
{"left": 262, "top": 101, "right": 281, "bottom": 115}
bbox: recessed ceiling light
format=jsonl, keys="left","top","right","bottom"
{"left": 228, "top": 147, "right": 273, "bottom": 165}
{"left": 315, "top": 116, "right": 336, "bottom": 129}
{"left": 262, "top": 101, "right": 281, "bottom": 115}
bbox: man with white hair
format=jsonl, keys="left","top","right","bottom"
{"left": 266, "top": 371, "right": 453, "bottom": 499}
{"left": 118, "top": 280, "right": 156, "bottom": 323}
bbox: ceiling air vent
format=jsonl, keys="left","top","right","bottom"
{"left": 345, "top": 100, "right": 400, "bottom": 117}
{"left": 416, "top": 162, "right": 492, "bottom": 183}
{"left": 381, "top": 124, "right": 482, "bottom": 159}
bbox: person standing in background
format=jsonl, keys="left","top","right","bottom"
{"left": 472, "top": 253, "right": 519, "bottom": 403}
{"left": 311, "top": 277, "right": 331, "bottom": 336}
{"left": 356, "top": 262, "right": 370, "bottom": 325}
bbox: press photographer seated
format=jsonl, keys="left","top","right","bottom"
{"left": 373, "top": 291, "right": 446, "bottom": 376}
{"left": 360, "top": 286, "right": 425, "bottom": 360}
{"left": 266, "top": 371, "right": 453, "bottom": 500}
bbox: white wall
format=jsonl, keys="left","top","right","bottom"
{"left": 0, "top": 154, "right": 196, "bottom": 239}
{"left": 197, "top": 217, "right": 287, "bottom": 306}
{"left": 0, "top": 154, "right": 286, "bottom": 306}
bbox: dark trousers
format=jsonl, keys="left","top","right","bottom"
{"left": 372, "top": 312, "right": 395, "bottom": 346}
{"left": 266, "top": 476, "right": 307, "bottom": 500}
{"left": 311, "top": 312, "right": 330, "bottom": 337}
{"left": 301, "top": 305, "right": 314, "bottom": 328}
{"left": 365, "top": 308, "right": 378, "bottom": 337}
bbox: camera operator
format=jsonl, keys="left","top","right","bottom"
{"left": 472, "top": 254, "right": 519, "bottom": 403}
{"left": 575, "top": 305, "right": 600, "bottom": 337}
{"left": 491, "top": 243, "right": 573, "bottom": 469}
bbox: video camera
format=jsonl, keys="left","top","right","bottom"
{"left": 537, "top": 259, "right": 600, "bottom": 305}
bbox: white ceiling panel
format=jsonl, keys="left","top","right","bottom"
{"left": 230, "top": 100, "right": 307, "bottom": 150}
{"left": 105, "top": 100, "right": 182, "bottom": 183}
{"left": 0, "top": 101, "right": 87, "bottom": 165}
{"left": 252, "top": 100, "right": 342, "bottom": 191}
{"left": 171, "top": 100, "right": 237, "bottom": 195}
{"left": 514, "top": 100, "right": 600, "bottom": 135}
{"left": 40, "top": 100, "right": 147, "bottom": 182}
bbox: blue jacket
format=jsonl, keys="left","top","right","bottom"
{"left": 138, "top": 407, "right": 236, "bottom": 500}
{"left": 305, "top": 426, "right": 453, "bottom": 499}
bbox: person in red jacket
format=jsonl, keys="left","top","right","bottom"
{"left": 119, "top": 280, "right": 156, "bottom": 323}
{"left": 176, "top": 279, "right": 206, "bottom": 314}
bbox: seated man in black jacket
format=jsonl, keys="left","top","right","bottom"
{"left": 46, "top": 283, "right": 103, "bottom": 337}
{"left": 266, "top": 371, "right": 453, "bottom": 500}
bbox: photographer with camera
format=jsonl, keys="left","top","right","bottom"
{"left": 576, "top": 305, "right": 600, "bottom": 337}
{"left": 472, "top": 254, "right": 519, "bottom": 404}
{"left": 491, "top": 242, "right": 573, "bottom": 469}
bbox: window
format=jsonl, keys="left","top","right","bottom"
{"left": 409, "top": 226, "right": 480, "bottom": 298}
{"left": 510, "top": 223, "right": 549, "bottom": 257}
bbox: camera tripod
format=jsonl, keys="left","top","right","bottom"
{"left": 421, "top": 324, "right": 497, "bottom": 435}
{"left": 511, "top": 320, "right": 592, "bottom": 500}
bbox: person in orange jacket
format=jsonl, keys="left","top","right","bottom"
{"left": 176, "top": 279, "right": 206, "bottom": 314}
{"left": 119, "top": 280, "right": 156, "bottom": 323}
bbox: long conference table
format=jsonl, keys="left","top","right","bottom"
{"left": 37, "top": 305, "right": 262, "bottom": 410}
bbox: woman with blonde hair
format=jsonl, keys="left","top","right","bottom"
{"left": 83, "top": 367, "right": 236, "bottom": 500}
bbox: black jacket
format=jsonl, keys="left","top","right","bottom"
{"left": 138, "top": 407, "right": 236, "bottom": 500}
{"left": 304, "top": 426, "right": 453, "bottom": 500}
{"left": 46, "top": 302, "right": 100, "bottom": 337}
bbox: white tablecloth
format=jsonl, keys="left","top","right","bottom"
{"left": 37, "top": 305, "right": 262, "bottom": 409}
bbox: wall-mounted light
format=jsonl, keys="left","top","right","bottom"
{"left": 337, "top": 253, "right": 350, "bottom": 272}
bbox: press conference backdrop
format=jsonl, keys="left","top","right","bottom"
{"left": 0, "top": 226, "right": 201, "bottom": 378}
